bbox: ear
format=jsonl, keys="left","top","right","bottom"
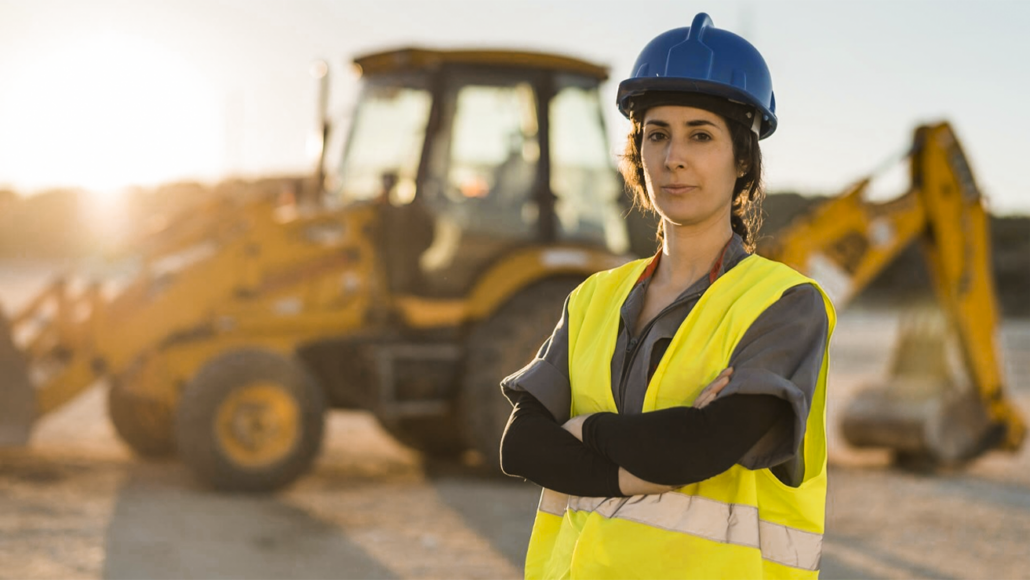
{"left": 736, "top": 161, "right": 749, "bottom": 178}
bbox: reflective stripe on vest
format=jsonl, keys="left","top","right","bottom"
{"left": 538, "top": 488, "right": 570, "bottom": 517}
{"left": 524, "top": 254, "right": 836, "bottom": 580}
{"left": 537, "top": 488, "right": 821, "bottom": 572}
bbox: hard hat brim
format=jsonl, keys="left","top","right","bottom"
{"left": 617, "top": 77, "right": 777, "bottom": 139}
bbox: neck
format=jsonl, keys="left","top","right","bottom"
{"left": 655, "top": 215, "right": 734, "bottom": 291}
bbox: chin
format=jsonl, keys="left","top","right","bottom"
{"left": 658, "top": 207, "right": 728, "bottom": 231}
{"left": 655, "top": 203, "right": 710, "bottom": 227}
{"left": 651, "top": 191, "right": 732, "bottom": 229}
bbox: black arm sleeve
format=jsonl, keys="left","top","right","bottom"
{"left": 500, "top": 390, "right": 622, "bottom": 497}
{"left": 581, "top": 394, "right": 791, "bottom": 486}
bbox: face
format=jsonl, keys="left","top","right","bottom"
{"left": 640, "top": 106, "right": 740, "bottom": 232}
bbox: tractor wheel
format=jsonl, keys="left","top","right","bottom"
{"left": 175, "top": 349, "right": 326, "bottom": 492}
{"left": 108, "top": 382, "right": 176, "bottom": 458}
{"left": 377, "top": 413, "right": 466, "bottom": 459}
{"left": 461, "top": 277, "right": 582, "bottom": 474}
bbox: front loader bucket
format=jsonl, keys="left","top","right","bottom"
{"left": 0, "top": 310, "right": 35, "bottom": 446}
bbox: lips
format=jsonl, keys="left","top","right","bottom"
{"left": 661, "top": 184, "right": 697, "bottom": 195}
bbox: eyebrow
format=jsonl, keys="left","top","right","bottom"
{"left": 644, "top": 119, "right": 718, "bottom": 128}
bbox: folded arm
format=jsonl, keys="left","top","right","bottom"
{"left": 501, "top": 388, "right": 790, "bottom": 493}
{"left": 498, "top": 283, "right": 828, "bottom": 493}
{"left": 576, "top": 284, "right": 830, "bottom": 487}
{"left": 500, "top": 388, "right": 622, "bottom": 497}
{"left": 580, "top": 395, "right": 791, "bottom": 486}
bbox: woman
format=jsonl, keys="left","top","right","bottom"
{"left": 499, "top": 13, "right": 836, "bottom": 580}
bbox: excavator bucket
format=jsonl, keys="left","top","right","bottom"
{"left": 841, "top": 379, "right": 995, "bottom": 466}
{"left": 840, "top": 308, "right": 997, "bottom": 466}
{"left": 0, "top": 309, "right": 36, "bottom": 446}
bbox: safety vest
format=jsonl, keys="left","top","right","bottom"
{"left": 525, "top": 254, "right": 836, "bottom": 580}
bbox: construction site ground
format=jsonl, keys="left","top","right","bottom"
{"left": 1, "top": 263, "right": 1029, "bottom": 579}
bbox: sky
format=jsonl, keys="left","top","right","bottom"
{"left": 1, "top": 0, "right": 1028, "bottom": 214}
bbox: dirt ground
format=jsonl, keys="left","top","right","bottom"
{"left": 1, "top": 265, "right": 1029, "bottom": 579}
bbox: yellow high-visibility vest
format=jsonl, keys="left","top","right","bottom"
{"left": 525, "top": 254, "right": 836, "bottom": 580}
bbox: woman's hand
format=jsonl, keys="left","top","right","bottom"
{"left": 618, "top": 468, "right": 679, "bottom": 496}
{"left": 561, "top": 414, "right": 593, "bottom": 441}
{"left": 693, "top": 367, "right": 733, "bottom": 409}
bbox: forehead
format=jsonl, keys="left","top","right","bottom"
{"left": 643, "top": 105, "right": 726, "bottom": 129}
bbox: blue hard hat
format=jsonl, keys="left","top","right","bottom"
{"left": 617, "top": 13, "right": 777, "bottom": 139}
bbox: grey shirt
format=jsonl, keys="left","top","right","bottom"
{"left": 501, "top": 234, "right": 829, "bottom": 483}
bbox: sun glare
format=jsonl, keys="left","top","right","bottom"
{"left": 3, "top": 33, "right": 222, "bottom": 200}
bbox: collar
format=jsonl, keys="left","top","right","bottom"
{"left": 634, "top": 234, "right": 745, "bottom": 286}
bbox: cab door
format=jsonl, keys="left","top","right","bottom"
{"left": 411, "top": 66, "right": 549, "bottom": 297}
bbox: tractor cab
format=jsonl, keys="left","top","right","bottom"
{"left": 331, "top": 48, "right": 629, "bottom": 296}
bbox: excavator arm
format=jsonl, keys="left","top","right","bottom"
{"left": 910, "top": 124, "right": 1024, "bottom": 452}
{"left": 767, "top": 122, "right": 1025, "bottom": 463}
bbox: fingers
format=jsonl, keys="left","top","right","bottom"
{"left": 693, "top": 380, "right": 727, "bottom": 408}
{"left": 693, "top": 367, "right": 734, "bottom": 409}
{"left": 694, "top": 383, "right": 726, "bottom": 408}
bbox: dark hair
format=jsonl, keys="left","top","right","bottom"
{"left": 618, "top": 109, "right": 765, "bottom": 252}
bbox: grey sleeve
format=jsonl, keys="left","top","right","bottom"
{"left": 720, "top": 283, "right": 829, "bottom": 480}
{"left": 499, "top": 295, "right": 573, "bottom": 423}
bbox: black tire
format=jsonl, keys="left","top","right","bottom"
{"left": 461, "top": 277, "right": 582, "bottom": 474}
{"left": 893, "top": 451, "right": 939, "bottom": 473}
{"left": 108, "top": 382, "right": 176, "bottom": 458}
{"left": 174, "top": 349, "right": 326, "bottom": 492}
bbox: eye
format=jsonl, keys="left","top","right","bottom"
{"left": 692, "top": 132, "right": 712, "bottom": 142}
{"left": 645, "top": 131, "right": 668, "bottom": 143}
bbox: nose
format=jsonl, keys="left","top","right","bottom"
{"left": 664, "top": 138, "right": 688, "bottom": 171}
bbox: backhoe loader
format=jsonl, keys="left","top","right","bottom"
{"left": 0, "top": 48, "right": 632, "bottom": 491}
{"left": 0, "top": 48, "right": 1022, "bottom": 491}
